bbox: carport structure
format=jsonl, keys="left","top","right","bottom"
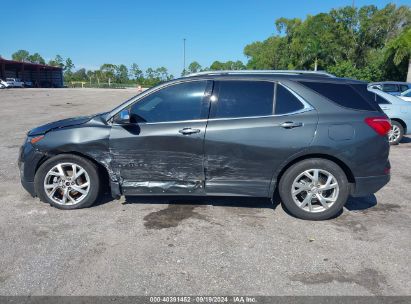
{"left": 0, "top": 58, "right": 63, "bottom": 88}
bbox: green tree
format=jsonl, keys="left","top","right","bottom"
{"left": 115, "top": 64, "right": 129, "bottom": 83}
{"left": 71, "top": 68, "right": 87, "bottom": 81}
{"left": 27, "top": 53, "right": 45, "bottom": 64}
{"left": 12, "top": 50, "right": 30, "bottom": 62}
{"left": 100, "top": 63, "right": 117, "bottom": 82}
{"left": 243, "top": 3, "right": 411, "bottom": 81}
{"left": 48, "top": 55, "right": 64, "bottom": 68}
{"left": 64, "top": 58, "right": 75, "bottom": 72}
{"left": 210, "top": 60, "right": 245, "bottom": 70}
{"left": 130, "top": 63, "right": 143, "bottom": 81}
{"left": 384, "top": 28, "right": 411, "bottom": 82}
{"left": 187, "top": 61, "right": 202, "bottom": 74}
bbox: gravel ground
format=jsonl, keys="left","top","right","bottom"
{"left": 0, "top": 88, "right": 410, "bottom": 296}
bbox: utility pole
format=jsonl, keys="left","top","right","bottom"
{"left": 183, "top": 38, "right": 186, "bottom": 75}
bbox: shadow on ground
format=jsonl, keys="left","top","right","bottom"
{"left": 95, "top": 190, "right": 379, "bottom": 218}
{"left": 345, "top": 195, "right": 377, "bottom": 211}
{"left": 400, "top": 136, "right": 411, "bottom": 144}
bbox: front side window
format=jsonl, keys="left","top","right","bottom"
{"left": 129, "top": 81, "right": 208, "bottom": 123}
{"left": 275, "top": 84, "right": 305, "bottom": 114}
{"left": 212, "top": 81, "right": 274, "bottom": 118}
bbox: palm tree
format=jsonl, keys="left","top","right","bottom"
{"left": 385, "top": 28, "right": 411, "bottom": 82}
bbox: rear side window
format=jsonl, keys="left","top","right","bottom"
{"left": 299, "top": 81, "right": 376, "bottom": 111}
{"left": 213, "top": 81, "right": 274, "bottom": 118}
{"left": 275, "top": 84, "right": 305, "bottom": 114}
{"left": 382, "top": 84, "right": 398, "bottom": 92}
{"left": 350, "top": 84, "right": 386, "bottom": 110}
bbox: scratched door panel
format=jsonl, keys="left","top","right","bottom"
{"left": 109, "top": 121, "right": 206, "bottom": 195}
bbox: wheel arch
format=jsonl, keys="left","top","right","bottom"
{"left": 34, "top": 151, "right": 111, "bottom": 194}
{"left": 391, "top": 118, "right": 407, "bottom": 134}
{"left": 271, "top": 153, "right": 355, "bottom": 197}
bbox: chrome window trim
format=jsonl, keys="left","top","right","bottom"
{"left": 106, "top": 78, "right": 210, "bottom": 121}
{"left": 111, "top": 80, "right": 315, "bottom": 126}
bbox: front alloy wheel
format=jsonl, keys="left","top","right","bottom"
{"left": 44, "top": 163, "right": 90, "bottom": 205}
{"left": 35, "top": 154, "right": 100, "bottom": 209}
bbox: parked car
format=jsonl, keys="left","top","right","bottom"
{"left": 368, "top": 81, "right": 411, "bottom": 96}
{"left": 24, "top": 81, "right": 33, "bottom": 88}
{"left": 399, "top": 88, "right": 411, "bottom": 102}
{"left": 6, "top": 78, "right": 24, "bottom": 88}
{"left": 368, "top": 88, "right": 411, "bottom": 145}
{"left": 19, "top": 71, "right": 391, "bottom": 220}
{"left": 0, "top": 79, "right": 10, "bottom": 88}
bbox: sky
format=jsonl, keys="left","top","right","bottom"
{"left": 0, "top": 0, "right": 409, "bottom": 76}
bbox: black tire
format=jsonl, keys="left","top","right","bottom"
{"left": 34, "top": 154, "right": 100, "bottom": 209}
{"left": 278, "top": 158, "right": 349, "bottom": 220}
{"left": 389, "top": 120, "right": 404, "bottom": 145}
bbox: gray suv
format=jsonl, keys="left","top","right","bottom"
{"left": 19, "top": 71, "right": 391, "bottom": 220}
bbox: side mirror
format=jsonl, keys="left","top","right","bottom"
{"left": 114, "top": 109, "right": 130, "bottom": 124}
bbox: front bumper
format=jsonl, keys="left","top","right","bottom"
{"left": 350, "top": 174, "right": 390, "bottom": 197}
{"left": 18, "top": 142, "right": 45, "bottom": 197}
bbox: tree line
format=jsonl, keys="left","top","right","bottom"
{"left": 242, "top": 3, "right": 411, "bottom": 81}
{"left": 8, "top": 3, "right": 411, "bottom": 86}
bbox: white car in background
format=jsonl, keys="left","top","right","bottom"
{"left": 0, "top": 79, "right": 10, "bottom": 89}
{"left": 6, "top": 78, "right": 24, "bottom": 88}
{"left": 368, "top": 88, "right": 411, "bottom": 144}
{"left": 399, "top": 89, "right": 411, "bottom": 102}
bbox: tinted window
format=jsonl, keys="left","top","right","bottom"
{"left": 375, "top": 95, "right": 391, "bottom": 104}
{"left": 275, "top": 84, "right": 305, "bottom": 114}
{"left": 350, "top": 84, "right": 384, "bottom": 111}
{"left": 130, "top": 81, "right": 208, "bottom": 123}
{"left": 400, "top": 85, "right": 409, "bottom": 92}
{"left": 299, "top": 81, "right": 376, "bottom": 111}
{"left": 382, "top": 84, "right": 398, "bottom": 92}
{"left": 213, "top": 81, "right": 274, "bottom": 118}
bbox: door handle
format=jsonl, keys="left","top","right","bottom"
{"left": 179, "top": 128, "right": 201, "bottom": 135}
{"left": 280, "top": 121, "right": 303, "bottom": 129}
{"left": 381, "top": 107, "right": 389, "bottom": 110}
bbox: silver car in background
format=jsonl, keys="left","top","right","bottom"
{"left": 399, "top": 89, "right": 411, "bottom": 102}
{"left": 368, "top": 88, "right": 411, "bottom": 144}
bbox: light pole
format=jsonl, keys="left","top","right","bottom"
{"left": 183, "top": 38, "right": 186, "bottom": 75}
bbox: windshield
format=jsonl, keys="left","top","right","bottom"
{"left": 401, "top": 89, "right": 411, "bottom": 97}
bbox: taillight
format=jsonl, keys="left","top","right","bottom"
{"left": 364, "top": 117, "right": 391, "bottom": 136}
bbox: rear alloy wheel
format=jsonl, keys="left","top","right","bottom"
{"left": 279, "top": 158, "right": 349, "bottom": 220}
{"left": 35, "top": 154, "right": 100, "bottom": 209}
{"left": 388, "top": 121, "right": 404, "bottom": 145}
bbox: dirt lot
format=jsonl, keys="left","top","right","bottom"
{"left": 0, "top": 88, "right": 410, "bottom": 296}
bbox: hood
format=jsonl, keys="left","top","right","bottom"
{"left": 28, "top": 115, "right": 96, "bottom": 136}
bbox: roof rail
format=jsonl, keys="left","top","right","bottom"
{"left": 184, "top": 70, "right": 336, "bottom": 78}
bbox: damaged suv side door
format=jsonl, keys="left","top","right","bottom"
{"left": 109, "top": 80, "right": 212, "bottom": 195}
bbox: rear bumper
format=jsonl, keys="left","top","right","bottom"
{"left": 351, "top": 174, "right": 390, "bottom": 197}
